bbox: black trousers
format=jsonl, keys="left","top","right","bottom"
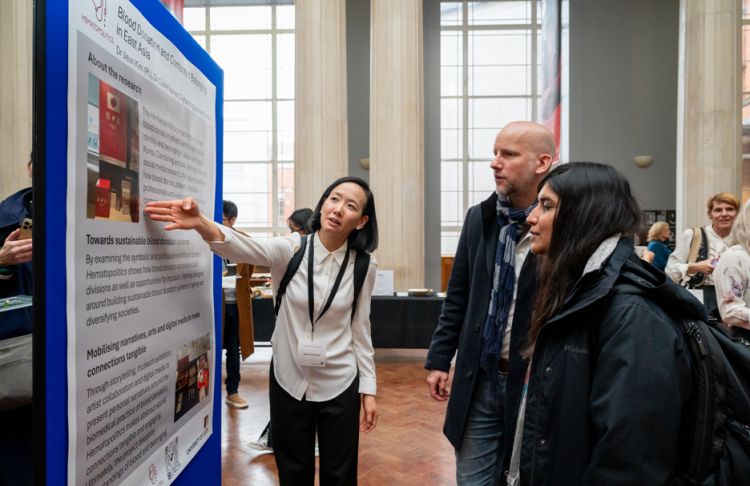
{"left": 223, "top": 303, "right": 241, "bottom": 394}
{"left": 269, "top": 366, "right": 360, "bottom": 486}
{"left": 0, "top": 404, "right": 33, "bottom": 485}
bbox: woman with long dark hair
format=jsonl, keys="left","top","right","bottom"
{"left": 146, "top": 176, "right": 379, "bottom": 486}
{"left": 505, "top": 162, "right": 704, "bottom": 485}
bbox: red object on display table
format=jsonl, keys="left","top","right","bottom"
{"left": 94, "top": 178, "right": 111, "bottom": 218}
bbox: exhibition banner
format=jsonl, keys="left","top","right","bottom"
{"left": 540, "top": 0, "right": 561, "bottom": 160}
{"left": 65, "top": 1, "right": 219, "bottom": 484}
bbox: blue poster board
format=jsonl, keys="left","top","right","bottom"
{"left": 40, "top": 1, "right": 223, "bottom": 484}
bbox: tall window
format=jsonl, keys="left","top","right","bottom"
{"left": 184, "top": 5, "right": 295, "bottom": 236}
{"left": 742, "top": 0, "right": 750, "bottom": 203}
{"left": 440, "top": 1, "right": 541, "bottom": 254}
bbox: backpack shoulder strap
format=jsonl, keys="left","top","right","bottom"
{"left": 274, "top": 235, "right": 308, "bottom": 317}
{"left": 698, "top": 227, "right": 709, "bottom": 261}
{"left": 687, "top": 227, "right": 704, "bottom": 264}
{"left": 350, "top": 250, "right": 371, "bottom": 321}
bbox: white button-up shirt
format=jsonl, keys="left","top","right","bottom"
{"left": 501, "top": 232, "right": 531, "bottom": 360}
{"left": 714, "top": 244, "right": 750, "bottom": 328}
{"left": 665, "top": 224, "right": 731, "bottom": 286}
{"left": 208, "top": 227, "right": 377, "bottom": 401}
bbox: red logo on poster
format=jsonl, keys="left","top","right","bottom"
{"left": 92, "top": 0, "right": 107, "bottom": 23}
{"left": 99, "top": 81, "right": 128, "bottom": 167}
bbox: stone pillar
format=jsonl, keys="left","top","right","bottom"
{"left": 294, "top": 0, "right": 349, "bottom": 209}
{"left": 676, "top": 0, "right": 741, "bottom": 233}
{"left": 370, "top": 0, "right": 424, "bottom": 289}
{"left": 0, "top": 0, "right": 33, "bottom": 198}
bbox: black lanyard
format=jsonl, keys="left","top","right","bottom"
{"left": 307, "top": 234, "right": 350, "bottom": 336}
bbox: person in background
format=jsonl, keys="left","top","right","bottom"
{"left": 713, "top": 199, "right": 750, "bottom": 331}
{"left": 0, "top": 154, "right": 34, "bottom": 486}
{"left": 647, "top": 221, "right": 672, "bottom": 271}
{"left": 248, "top": 206, "right": 313, "bottom": 453}
{"left": 146, "top": 177, "right": 378, "bottom": 486}
{"left": 287, "top": 208, "right": 313, "bottom": 235}
{"left": 425, "top": 121, "right": 555, "bottom": 484}
{"left": 222, "top": 200, "right": 255, "bottom": 409}
{"left": 506, "top": 162, "right": 701, "bottom": 485}
{"left": 666, "top": 192, "right": 739, "bottom": 316}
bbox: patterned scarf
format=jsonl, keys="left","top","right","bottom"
{"left": 480, "top": 195, "right": 536, "bottom": 393}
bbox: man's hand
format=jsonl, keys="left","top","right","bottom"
{"left": 689, "top": 259, "right": 715, "bottom": 275}
{"left": 0, "top": 229, "right": 32, "bottom": 266}
{"left": 426, "top": 370, "right": 450, "bottom": 401}
{"left": 360, "top": 394, "right": 378, "bottom": 433}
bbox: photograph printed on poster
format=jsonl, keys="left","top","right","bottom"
{"left": 85, "top": 73, "right": 141, "bottom": 223}
{"left": 174, "top": 333, "right": 211, "bottom": 422}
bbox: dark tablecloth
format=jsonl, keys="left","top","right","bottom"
{"left": 252, "top": 295, "right": 444, "bottom": 349}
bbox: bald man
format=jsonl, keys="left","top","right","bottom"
{"left": 426, "top": 121, "right": 555, "bottom": 485}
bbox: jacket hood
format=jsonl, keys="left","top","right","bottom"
{"left": 548, "top": 237, "right": 707, "bottom": 325}
{"left": 616, "top": 243, "right": 708, "bottom": 322}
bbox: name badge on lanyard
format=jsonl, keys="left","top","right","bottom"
{"left": 298, "top": 339, "right": 327, "bottom": 367}
{"left": 298, "top": 234, "right": 350, "bottom": 368}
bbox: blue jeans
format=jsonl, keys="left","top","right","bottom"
{"left": 456, "top": 369, "right": 507, "bottom": 486}
{"left": 224, "top": 303, "right": 241, "bottom": 394}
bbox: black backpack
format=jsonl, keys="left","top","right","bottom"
{"left": 672, "top": 317, "right": 750, "bottom": 485}
{"left": 273, "top": 235, "right": 371, "bottom": 320}
{"left": 618, "top": 282, "right": 750, "bottom": 484}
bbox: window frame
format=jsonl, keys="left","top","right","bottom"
{"left": 186, "top": 5, "right": 294, "bottom": 235}
{"left": 439, "top": 0, "right": 541, "bottom": 254}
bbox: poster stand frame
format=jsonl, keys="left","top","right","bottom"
{"left": 34, "top": 1, "right": 224, "bottom": 484}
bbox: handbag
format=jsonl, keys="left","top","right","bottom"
{"left": 681, "top": 227, "right": 708, "bottom": 288}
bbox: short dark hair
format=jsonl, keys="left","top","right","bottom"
{"left": 287, "top": 208, "right": 313, "bottom": 233}
{"left": 310, "top": 176, "right": 378, "bottom": 253}
{"left": 223, "top": 200, "right": 238, "bottom": 220}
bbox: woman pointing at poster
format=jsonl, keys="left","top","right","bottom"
{"left": 145, "top": 176, "right": 379, "bottom": 486}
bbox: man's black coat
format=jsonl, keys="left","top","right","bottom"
{"left": 425, "top": 192, "right": 535, "bottom": 467}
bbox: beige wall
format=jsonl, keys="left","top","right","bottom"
{"left": 676, "top": 0, "right": 742, "bottom": 233}
{"left": 294, "top": 0, "right": 349, "bottom": 209}
{"left": 0, "top": 0, "right": 33, "bottom": 199}
{"left": 370, "top": 0, "right": 425, "bottom": 289}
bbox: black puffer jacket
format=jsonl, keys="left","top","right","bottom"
{"left": 517, "top": 237, "right": 706, "bottom": 485}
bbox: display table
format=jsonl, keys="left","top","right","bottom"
{"left": 252, "top": 295, "right": 445, "bottom": 349}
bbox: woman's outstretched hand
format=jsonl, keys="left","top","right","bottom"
{"left": 144, "top": 198, "right": 223, "bottom": 241}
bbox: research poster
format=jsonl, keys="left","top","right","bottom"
{"left": 66, "top": 1, "right": 217, "bottom": 485}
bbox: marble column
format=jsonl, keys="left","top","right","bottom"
{"left": 294, "top": 0, "right": 349, "bottom": 210}
{"left": 370, "top": 0, "right": 424, "bottom": 290}
{"left": 676, "top": 0, "right": 741, "bottom": 233}
{"left": 0, "top": 0, "right": 33, "bottom": 198}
